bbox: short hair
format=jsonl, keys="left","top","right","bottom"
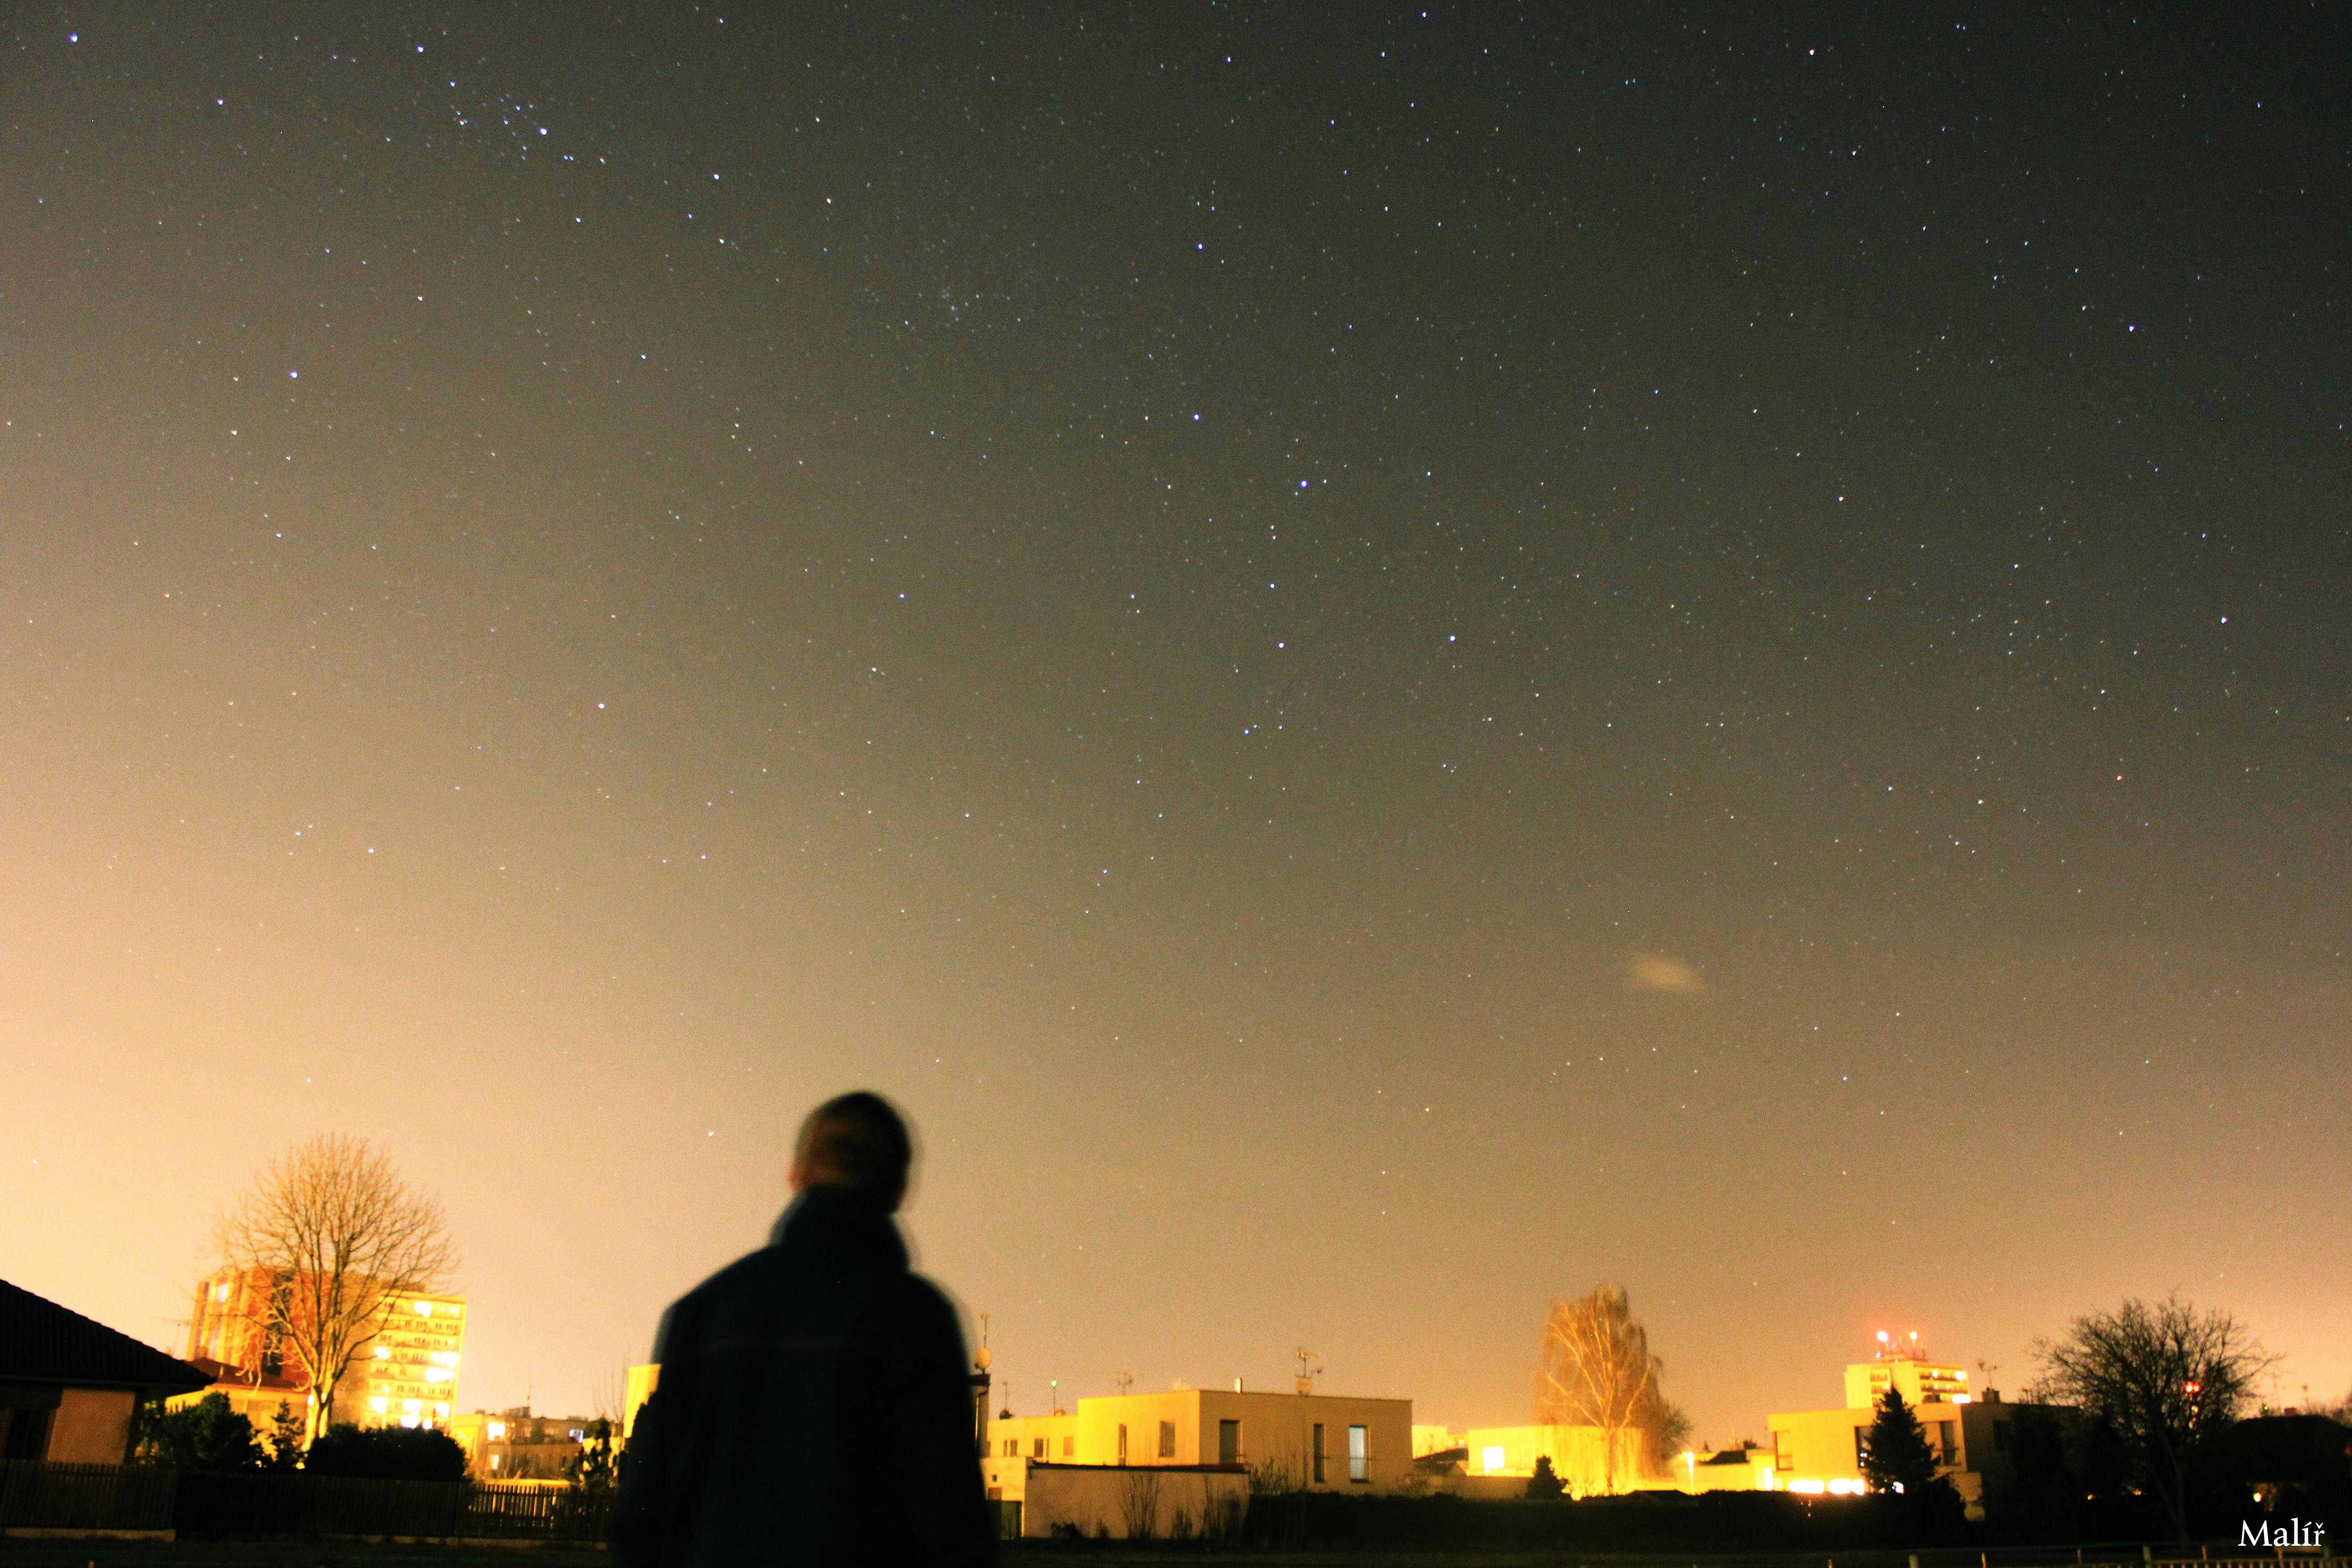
{"left": 793, "top": 1092, "right": 912, "bottom": 1200}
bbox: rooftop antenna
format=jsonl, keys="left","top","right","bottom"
{"left": 1294, "top": 1347, "right": 1322, "bottom": 1395}
{"left": 1115, "top": 1370, "right": 1133, "bottom": 1396}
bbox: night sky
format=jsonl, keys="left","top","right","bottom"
{"left": 6, "top": 5, "right": 2347, "bottom": 1443}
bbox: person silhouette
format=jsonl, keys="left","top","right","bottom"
{"left": 614, "top": 1092, "right": 990, "bottom": 1567}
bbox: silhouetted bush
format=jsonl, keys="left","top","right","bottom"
{"left": 301, "top": 1423, "right": 468, "bottom": 1481}
{"left": 139, "top": 1393, "right": 266, "bottom": 1472}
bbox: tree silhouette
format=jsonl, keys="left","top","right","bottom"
{"left": 213, "top": 1134, "right": 456, "bottom": 1444}
{"left": 1861, "top": 1387, "right": 1940, "bottom": 1494}
{"left": 2031, "top": 1293, "right": 2274, "bottom": 1542}
{"left": 1534, "top": 1284, "right": 1677, "bottom": 1493}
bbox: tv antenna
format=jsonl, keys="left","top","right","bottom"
{"left": 1115, "top": 1369, "right": 1133, "bottom": 1396}
{"left": 1294, "top": 1346, "right": 1322, "bottom": 1395}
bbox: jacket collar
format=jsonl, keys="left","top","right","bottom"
{"left": 766, "top": 1185, "right": 908, "bottom": 1270}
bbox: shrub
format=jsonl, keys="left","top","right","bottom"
{"left": 303, "top": 1423, "right": 469, "bottom": 1481}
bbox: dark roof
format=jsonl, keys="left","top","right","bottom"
{"left": 0, "top": 1279, "right": 211, "bottom": 1394}
{"left": 184, "top": 1357, "right": 304, "bottom": 1393}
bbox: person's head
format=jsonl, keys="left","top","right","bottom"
{"left": 789, "top": 1092, "right": 913, "bottom": 1211}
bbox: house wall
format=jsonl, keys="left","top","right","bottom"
{"left": 984, "top": 1411, "right": 1080, "bottom": 1462}
{"left": 989, "top": 1390, "right": 1413, "bottom": 1491}
{"left": 1766, "top": 1397, "right": 2018, "bottom": 1510}
{"left": 47, "top": 1388, "right": 136, "bottom": 1464}
{"left": 1019, "top": 1465, "right": 1250, "bottom": 1539}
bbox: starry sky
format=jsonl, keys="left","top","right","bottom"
{"left": 5, "top": 5, "right": 2347, "bottom": 1443}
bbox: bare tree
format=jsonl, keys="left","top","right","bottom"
{"left": 2029, "top": 1293, "right": 2275, "bottom": 1543}
{"left": 214, "top": 1134, "right": 456, "bottom": 1443}
{"left": 1117, "top": 1467, "right": 1163, "bottom": 1539}
{"left": 1535, "top": 1284, "right": 1677, "bottom": 1494}
{"left": 591, "top": 1361, "right": 635, "bottom": 1430}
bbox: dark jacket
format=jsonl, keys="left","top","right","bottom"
{"left": 613, "top": 1189, "right": 991, "bottom": 1568}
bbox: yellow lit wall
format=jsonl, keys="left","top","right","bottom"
{"left": 1843, "top": 1356, "right": 1971, "bottom": 1410}
{"left": 987, "top": 1388, "right": 1413, "bottom": 1491}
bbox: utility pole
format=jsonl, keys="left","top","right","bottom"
{"left": 969, "top": 1313, "right": 992, "bottom": 1454}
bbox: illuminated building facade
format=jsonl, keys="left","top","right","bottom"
{"left": 1764, "top": 1343, "right": 2041, "bottom": 1517}
{"left": 359, "top": 1293, "right": 467, "bottom": 1428}
{"left": 446, "top": 1409, "right": 596, "bottom": 1480}
{"left": 184, "top": 1267, "right": 466, "bottom": 1429}
{"left": 981, "top": 1386, "right": 1412, "bottom": 1501}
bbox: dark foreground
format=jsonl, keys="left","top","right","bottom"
{"left": 0, "top": 1539, "right": 2264, "bottom": 1568}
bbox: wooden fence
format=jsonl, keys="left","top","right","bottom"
{"left": 176, "top": 1470, "right": 612, "bottom": 1540}
{"left": 0, "top": 1461, "right": 176, "bottom": 1532}
{"left": 0, "top": 1462, "right": 609, "bottom": 1541}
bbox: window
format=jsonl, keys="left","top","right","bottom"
{"left": 1031, "top": 1437, "right": 1046, "bottom": 1459}
{"left": 1773, "top": 1430, "right": 1794, "bottom": 1471}
{"left": 1992, "top": 1420, "right": 2012, "bottom": 1456}
{"left": 1117, "top": 1424, "right": 1128, "bottom": 1464}
{"left": 1348, "top": 1425, "right": 1368, "bottom": 1483}
{"left": 1853, "top": 1427, "right": 1870, "bottom": 1469}
{"left": 2, "top": 1408, "right": 53, "bottom": 1462}
{"left": 1312, "top": 1423, "right": 1326, "bottom": 1484}
{"left": 1158, "top": 1421, "right": 1176, "bottom": 1459}
{"left": 1936, "top": 1421, "right": 1957, "bottom": 1466}
{"left": 1001, "top": 1438, "right": 1015, "bottom": 1457}
{"left": 1218, "top": 1419, "right": 1240, "bottom": 1465}
{"left": 1063, "top": 1436, "right": 1074, "bottom": 1458}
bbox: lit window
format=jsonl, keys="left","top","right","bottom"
{"left": 486, "top": 1422, "right": 506, "bottom": 1440}
{"left": 413, "top": 1301, "right": 433, "bottom": 1315}
{"left": 375, "top": 1346, "right": 392, "bottom": 1359}
{"left": 1348, "top": 1425, "right": 1367, "bottom": 1483}
{"left": 369, "top": 1397, "right": 389, "bottom": 1414}
{"left": 490, "top": 1455, "right": 501, "bottom": 1470}
{"left": 1483, "top": 1446, "right": 1506, "bottom": 1473}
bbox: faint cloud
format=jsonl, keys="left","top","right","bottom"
{"left": 1627, "top": 954, "right": 1705, "bottom": 995}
